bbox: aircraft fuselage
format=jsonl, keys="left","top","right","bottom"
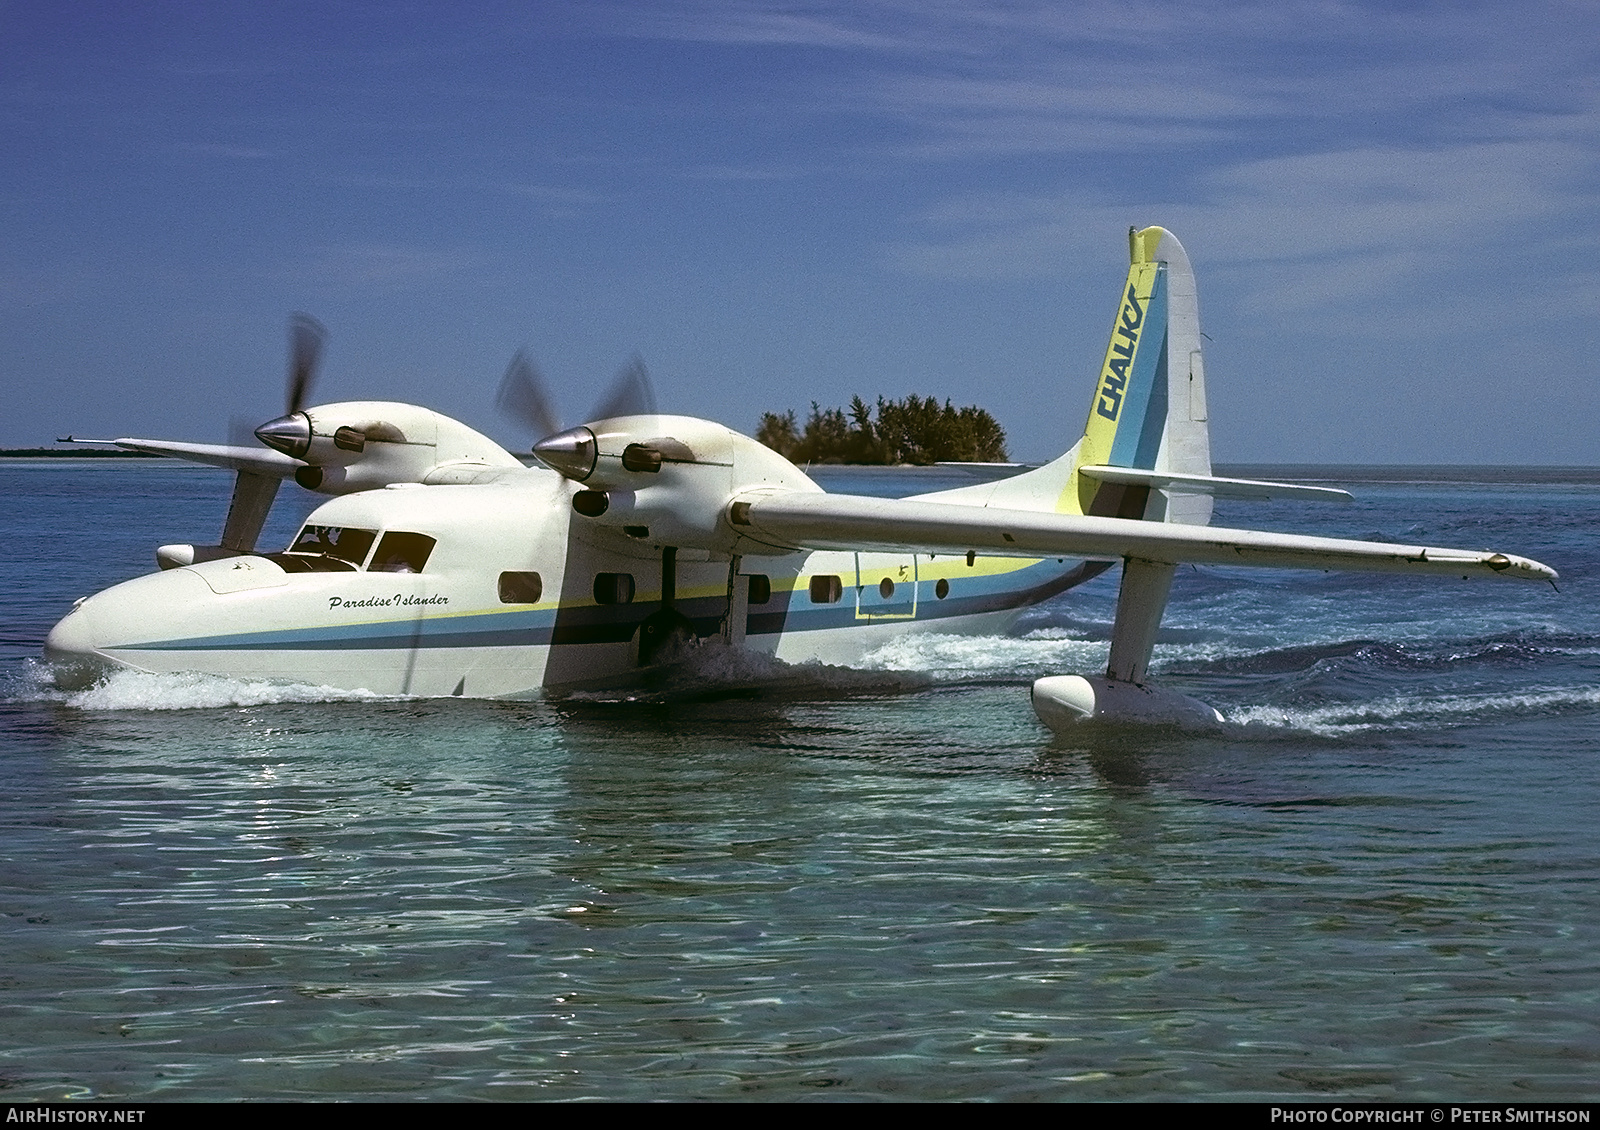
{"left": 45, "top": 461, "right": 1098, "bottom": 696}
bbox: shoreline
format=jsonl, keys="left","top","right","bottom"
{"left": 3, "top": 449, "right": 1597, "bottom": 485}
{"left": 0, "top": 448, "right": 162, "bottom": 458}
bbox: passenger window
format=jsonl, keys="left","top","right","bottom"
{"left": 498, "top": 571, "right": 543, "bottom": 604}
{"left": 747, "top": 574, "right": 772, "bottom": 605}
{"left": 594, "top": 572, "right": 635, "bottom": 605}
{"left": 289, "top": 525, "right": 376, "bottom": 566}
{"left": 809, "top": 574, "right": 842, "bottom": 604}
{"left": 369, "top": 532, "right": 436, "bottom": 573}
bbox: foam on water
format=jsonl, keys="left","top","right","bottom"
{"left": 861, "top": 631, "right": 1109, "bottom": 678}
{"left": 856, "top": 627, "right": 1411, "bottom": 681}
{"left": 1168, "top": 630, "right": 1600, "bottom": 678}
{"left": 1226, "top": 683, "right": 1600, "bottom": 736}
{"left": 12, "top": 625, "right": 1592, "bottom": 717}
{"left": 6, "top": 660, "right": 392, "bottom": 711}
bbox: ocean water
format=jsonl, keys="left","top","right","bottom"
{"left": 1, "top": 460, "right": 1596, "bottom": 1102}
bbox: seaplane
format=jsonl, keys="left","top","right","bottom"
{"left": 45, "top": 227, "right": 1557, "bottom": 728}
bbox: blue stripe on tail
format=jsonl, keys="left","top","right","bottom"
{"left": 1107, "top": 266, "right": 1168, "bottom": 470}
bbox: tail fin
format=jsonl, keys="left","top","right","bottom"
{"left": 914, "top": 227, "right": 1212, "bottom": 520}
{"left": 1064, "top": 226, "right": 1210, "bottom": 522}
{"left": 937, "top": 227, "right": 1212, "bottom": 520}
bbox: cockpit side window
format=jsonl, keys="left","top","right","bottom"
{"left": 289, "top": 525, "right": 376, "bottom": 566}
{"left": 369, "top": 531, "right": 436, "bottom": 573}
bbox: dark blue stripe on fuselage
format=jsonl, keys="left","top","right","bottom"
{"left": 746, "top": 557, "right": 1109, "bottom": 637}
{"left": 121, "top": 557, "right": 1108, "bottom": 653}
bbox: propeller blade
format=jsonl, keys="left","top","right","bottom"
{"left": 590, "top": 355, "right": 657, "bottom": 422}
{"left": 495, "top": 349, "right": 562, "bottom": 439}
{"left": 286, "top": 312, "right": 326, "bottom": 415}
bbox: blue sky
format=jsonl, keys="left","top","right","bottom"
{"left": 3, "top": 1, "right": 1597, "bottom": 463}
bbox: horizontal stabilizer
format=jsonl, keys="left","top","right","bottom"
{"left": 1077, "top": 465, "right": 1352, "bottom": 503}
{"left": 737, "top": 492, "right": 1555, "bottom": 581}
{"left": 111, "top": 438, "right": 304, "bottom": 478}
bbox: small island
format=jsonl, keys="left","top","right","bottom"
{"left": 0, "top": 447, "right": 160, "bottom": 458}
{"left": 756, "top": 394, "right": 1008, "bottom": 465}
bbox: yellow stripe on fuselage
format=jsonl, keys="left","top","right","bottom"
{"left": 782, "top": 552, "right": 1045, "bottom": 590}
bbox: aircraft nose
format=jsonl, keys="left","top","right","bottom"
{"left": 44, "top": 603, "right": 103, "bottom": 663}
{"left": 43, "top": 568, "right": 212, "bottom": 676}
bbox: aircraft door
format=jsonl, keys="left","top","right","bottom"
{"left": 854, "top": 553, "right": 917, "bottom": 621}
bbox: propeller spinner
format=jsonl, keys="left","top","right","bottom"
{"left": 531, "top": 426, "right": 599, "bottom": 481}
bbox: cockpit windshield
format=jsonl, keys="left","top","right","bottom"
{"left": 286, "top": 525, "right": 377, "bottom": 565}
{"left": 369, "top": 532, "right": 436, "bottom": 573}
{"left": 266, "top": 525, "right": 436, "bottom": 575}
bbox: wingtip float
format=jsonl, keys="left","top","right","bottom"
{"left": 44, "top": 226, "right": 1555, "bottom": 731}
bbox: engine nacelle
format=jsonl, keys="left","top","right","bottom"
{"left": 544, "top": 415, "right": 822, "bottom": 555}
{"left": 259, "top": 401, "right": 523, "bottom": 494}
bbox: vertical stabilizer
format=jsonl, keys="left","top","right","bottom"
{"left": 1064, "top": 226, "right": 1211, "bottom": 524}
{"left": 915, "top": 227, "right": 1212, "bottom": 532}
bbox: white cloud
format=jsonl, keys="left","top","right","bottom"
{"left": 886, "top": 133, "right": 1597, "bottom": 292}
{"left": 584, "top": 0, "right": 1600, "bottom": 169}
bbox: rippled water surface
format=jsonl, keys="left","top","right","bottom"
{"left": 2, "top": 461, "right": 1597, "bottom": 1101}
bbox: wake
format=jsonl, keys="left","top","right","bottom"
{"left": 5, "top": 660, "right": 393, "bottom": 711}
{"left": 1225, "top": 684, "right": 1600, "bottom": 736}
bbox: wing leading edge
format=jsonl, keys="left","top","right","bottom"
{"left": 111, "top": 439, "right": 304, "bottom": 477}
{"left": 737, "top": 492, "right": 1556, "bottom": 581}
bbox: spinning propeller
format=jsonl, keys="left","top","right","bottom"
{"left": 210, "top": 313, "right": 331, "bottom": 554}
{"left": 494, "top": 350, "right": 562, "bottom": 441}
{"left": 497, "top": 350, "right": 655, "bottom": 446}
{"left": 495, "top": 350, "right": 658, "bottom": 481}
{"left": 286, "top": 312, "right": 325, "bottom": 416}
{"left": 253, "top": 313, "right": 327, "bottom": 459}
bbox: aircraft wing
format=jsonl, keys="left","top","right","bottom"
{"left": 738, "top": 493, "right": 1556, "bottom": 581}
{"left": 111, "top": 438, "right": 304, "bottom": 477}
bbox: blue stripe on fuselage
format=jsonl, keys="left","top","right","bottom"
{"left": 116, "top": 558, "right": 1107, "bottom": 653}
{"left": 120, "top": 605, "right": 562, "bottom": 652}
{"left": 746, "top": 557, "right": 1108, "bottom": 638}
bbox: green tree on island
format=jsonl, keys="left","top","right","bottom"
{"left": 756, "top": 394, "right": 1008, "bottom": 465}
